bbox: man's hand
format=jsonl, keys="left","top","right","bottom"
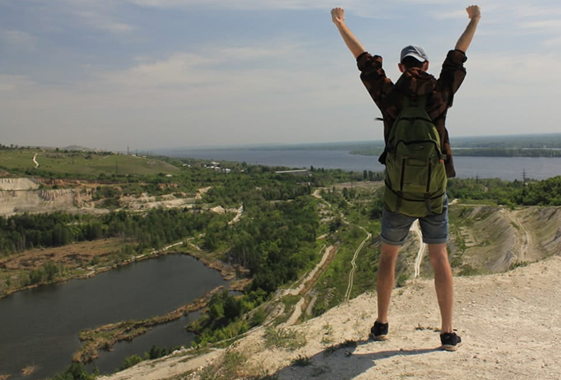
{"left": 331, "top": 7, "right": 366, "bottom": 58}
{"left": 455, "top": 5, "right": 481, "bottom": 52}
{"left": 466, "top": 5, "right": 481, "bottom": 20}
{"left": 331, "top": 7, "right": 345, "bottom": 25}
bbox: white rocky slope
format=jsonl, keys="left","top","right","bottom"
{"left": 101, "top": 255, "right": 561, "bottom": 380}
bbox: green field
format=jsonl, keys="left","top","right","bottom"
{"left": 0, "top": 149, "right": 180, "bottom": 177}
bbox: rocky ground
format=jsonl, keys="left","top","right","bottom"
{"left": 100, "top": 254, "right": 561, "bottom": 380}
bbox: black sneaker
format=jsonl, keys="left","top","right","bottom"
{"left": 440, "top": 332, "right": 462, "bottom": 351}
{"left": 369, "top": 321, "right": 389, "bottom": 341}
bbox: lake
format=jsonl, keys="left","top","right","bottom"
{"left": 0, "top": 255, "right": 226, "bottom": 380}
{"left": 166, "top": 149, "right": 561, "bottom": 181}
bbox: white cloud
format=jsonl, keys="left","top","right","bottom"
{"left": 511, "top": 4, "right": 561, "bottom": 18}
{"left": 543, "top": 36, "right": 561, "bottom": 46}
{"left": 76, "top": 10, "right": 135, "bottom": 33}
{"left": 1, "top": 30, "right": 38, "bottom": 52}
{"left": 124, "top": 0, "right": 365, "bottom": 11}
{"left": 125, "top": 0, "right": 461, "bottom": 10}
{"left": 0, "top": 75, "right": 36, "bottom": 92}
{"left": 47, "top": 0, "right": 135, "bottom": 35}
{"left": 3, "top": 0, "right": 561, "bottom": 149}
{"left": 431, "top": 9, "right": 466, "bottom": 20}
{"left": 522, "top": 19, "right": 561, "bottom": 33}
{"left": 0, "top": 41, "right": 370, "bottom": 148}
{"left": 98, "top": 53, "right": 219, "bottom": 89}
{"left": 456, "top": 52, "right": 561, "bottom": 101}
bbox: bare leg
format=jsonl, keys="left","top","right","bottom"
{"left": 428, "top": 243, "right": 454, "bottom": 333}
{"left": 377, "top": 243, "right": 400, "bottom": 323}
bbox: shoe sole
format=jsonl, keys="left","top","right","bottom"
{"left": 369, "top": 333, "right": 388, "bottom": 341}
{"left": 441, "top": 342, "right": 461, "bottom": 351}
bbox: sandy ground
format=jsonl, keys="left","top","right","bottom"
{"left": 102, "top": 254, "right": 561, "bottom": 380}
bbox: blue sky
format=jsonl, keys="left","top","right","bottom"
{"left": 1, "top": 0, "right": 561, "bottom": 150}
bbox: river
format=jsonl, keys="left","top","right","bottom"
{"left": 164, "top": 149, "right": 561, "bottom": 181}
{"left": 0, "top": 255, "right": 227, "bottom": 380}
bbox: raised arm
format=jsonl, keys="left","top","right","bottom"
{"left": 331, "top": 7, "right": 366, "bottom": 59}
{"left": 455, "top": 5, "right": 481, "bottom": 53}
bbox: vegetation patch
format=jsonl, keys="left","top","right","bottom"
{"left": 263, "top": 326, "right": 307, "bottom": 351}
{"left": 196, "top": 350, "right": 249, "bottom": 380}
{"left": 291, "top": 354, "right": 313, "bottom": 367}
{"left": 75, "top": 288, "right": 222, "bottom": 363}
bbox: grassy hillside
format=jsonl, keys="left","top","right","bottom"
{"left": 0, "top": 149, "right": 180, "bottom": 177}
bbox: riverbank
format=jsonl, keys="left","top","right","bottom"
{"left": 0, "top": 238, "right": 244, "bottom": 300}
{"left": 74, "top": 286, "right": 225, "bottom": 363}
{"left": 0, "top": 253, "right": 230, "bottom": 380}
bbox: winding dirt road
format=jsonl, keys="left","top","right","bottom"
{"left": 344, "top": 226, "right": 372, "bottom": 301}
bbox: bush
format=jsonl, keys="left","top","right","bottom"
{"left": 52, "top": 363, "right": 98, "bottom": 380}
{"left": 119, "top": 354, "right": 143, "bottom": 370}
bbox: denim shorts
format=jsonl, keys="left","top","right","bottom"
{"left": 380, "top": 195, "right": 449, "bottom": 246}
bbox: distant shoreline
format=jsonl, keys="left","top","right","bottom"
{"left": 157, "top": 133, "right": 561, "bottom": 155}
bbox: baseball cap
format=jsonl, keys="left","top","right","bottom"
{"left": 400, "top": 45, "right": 428, "bottom": 63}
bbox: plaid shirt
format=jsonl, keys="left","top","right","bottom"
{"left": 357, "top": 49, "right": 468, "bottom": 178}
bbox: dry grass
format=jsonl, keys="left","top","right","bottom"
{"left": 0, "top": 238, "right": 125, "bottom": 271}
{"left": 21, "top": 365, "right": 37, "bottom": 376}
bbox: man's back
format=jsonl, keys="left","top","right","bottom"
{"left": 331, "top": 4, "right": 481, "bottom": 351}
{"left": 357, "top": 50, "right": 467, "bottom": 178}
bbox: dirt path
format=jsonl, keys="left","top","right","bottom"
{"left": 344, "top": 226, "right": 372, "bottom": 301}
{"left": 32, "top": 153, "right": 39, "bottom": 168}
{"left": 312, "top": 187, "right": 373, "bottom": 302}
{"left": 154, "top": 241, "right": 183, "bottom": 253}
{"left": 284, "top": 245, "right": 337, "bottom": 325}
{"left": 228, "top": 204, "right": 244, "bottom": 225}
{"left": 286, "top": 245, "right": 328, "bottom": 296}
{"left": 285, "top": 298, "right": 307, "bottom": 326}
{"left": 312, "top": 189, "right": 322, "bottom": 199}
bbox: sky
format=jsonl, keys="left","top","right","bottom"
{"left": 1, "top": 0, "right": 561, "bottom": 151}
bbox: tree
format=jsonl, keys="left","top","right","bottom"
{"left": 119, "top": 354, "right": 143, "bottom": 370}
{"left": 43, "top": 260, "right": 59, "bottom": 281}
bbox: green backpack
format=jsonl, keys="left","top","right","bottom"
{"left": 383, "top": 95, "right": 447, "bottom": 217}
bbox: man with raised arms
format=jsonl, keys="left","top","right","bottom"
{"left": 331, "top": 5, "right": 481, "bottom": 350}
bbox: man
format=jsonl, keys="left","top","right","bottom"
{"left": 331, "top": 5, "right": 481, "bottom": 350}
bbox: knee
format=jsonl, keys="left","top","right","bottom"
{"left": 428, "top": 245, "right": 449, "bottom": 266}
{"left": 380, "top": 244, "right": 399, "bottom": 264}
